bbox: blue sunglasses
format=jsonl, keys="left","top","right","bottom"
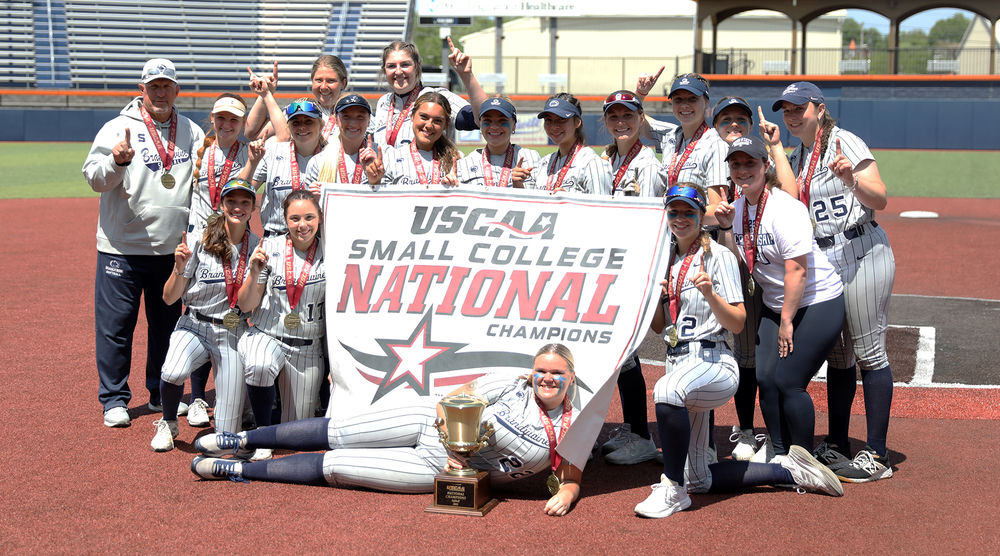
{"left": 284, "top": 100, "right": 321, "bottom": 118}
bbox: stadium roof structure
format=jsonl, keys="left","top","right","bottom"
{"left": 694, "top": 0, "right": 1000, "bottom": 74}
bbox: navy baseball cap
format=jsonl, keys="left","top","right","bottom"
{"left": 712, "top": 97, "right": 753, "bottom": 125}
{"left": 725, "top": 135, "right": 769, "bottom": 161}
{"left": 603, "top": 91, "right": 642, "bottom": 113}
{"left": 537, "top": 97, "right": 581, "bottom": 119}
{"left": 669, "top": 76, "right": 708, "bottom": 98}
{"left": 664, "top": 185, "right": 706, "bottom": 213}
{"left": 336, "top": 94, "right": 372, "bottom": 115}
{"left": 771, "top": 81, "right": 824, "bottom": 111}
{"left": 480, "top": 97, "right": 517, "bottom": 120}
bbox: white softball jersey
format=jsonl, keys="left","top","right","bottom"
{"left": 251, "top": 234, "right": 327, "bottom": 340}
{"left": 530, "top": 146, "right": 613, "bottom": 195}
{"left": 455, "top": 145, "right": 542, "bottom": 189}
{"left": 188, "top": 141, "right": 250, "bottom": 230}
{"left": 253, "top": 139, "right": 320, "bottom": 235}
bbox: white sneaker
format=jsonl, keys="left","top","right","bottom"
{"left": 729, "top": 426, "right": 759, "bottom": 461}
{"left": 634, "top": 474, "right": 692, "bottom": 518}
{"left": 781, "top": 445, "right": 844, "bottom": 496}
{"left": 177, "top": 401, "right": 190, "bottom": 417}
{"left": 835, "top": 448, "right": 893, "bottom": 483}
{"left": 250, "top": 448, "right": 273, "bottom": 461}
{"left": 187, "top": 398, "right": 211, "bottom": 427}
{"left": 605, "top": 434, "right": 659, "bottom": 465}
{"left": 103, "top": 406, "right": 131, "bottom": 428}
{"left": 150, "top": 419, "right": 179, "bottom": 452}
{"left": 600, "top": 424, "right": 632, "bottom": 455}
{"left": 749, "top": 434, "right": 774, "bottom": 463}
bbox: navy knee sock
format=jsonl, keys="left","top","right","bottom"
{"left": 826, "top": 366, "right": 857, "bottom": 453}
{"left": 861, "top": 366, "right": 893, "bottom": 457}
{"left": 655, "top": 403, "right": 689, "bottom": 484}
{"left": 617, "top": 358, "right": 650, "bottom": 439}
{"left": 245, "top": 418, "right": 331, "bottom": 451}
{"left": 240, "top": 453, "right": 327, "bottom": 485}
{"left": 189, "top": 362, "right": 210, "bottom": 402}
{"left": 708, "top": 410, "right": 716, "bottom": 450}
{"left": 247, "top": 384, "right": 276, "bottom": 428}
{"left": 707, "top": 461, "right": 794, "bottom": 492}
{"left": 734, "top": 366, "right": 758, "bottom": 430}
{"left": 159, "top": 380, "right": 185, "bottom": 421}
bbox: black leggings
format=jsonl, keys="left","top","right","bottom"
{"left": 756, "top": 294, "right": 845, "bottom": 455}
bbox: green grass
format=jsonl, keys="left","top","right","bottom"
{"left": 2, "top": 142, "right": 997, "bottom": 199}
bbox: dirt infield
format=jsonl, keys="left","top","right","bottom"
{"left": 1, "top": 196, "right": 998, "bottom": 553}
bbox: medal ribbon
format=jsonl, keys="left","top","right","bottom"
{"left": 545, "top": 142, "right": 581, "bottom": 191}
{"left": 207, "top": 139, "right": 240, "bottom": 210}
{"left": 289, "top": 141, "right": 322, "bottom": 191}
{"left": 337, "top": 144, "right": 365, "bottom": 184}
{"left": 321, "top": 114, "right": 337, "bottom": 138}
{"left": 612, "top": 140, "right": 643, "bottom": 191}
{"left": 481, "top": 145, "right": 515, "bottom": 188}
{"left": 139, "top": 105, "right": 177, "bottom": 173}
{"left": 409, "top": 142, "right": 440, "bottom": 185}
{"left": 666, "top": 122, "right": 707, "bottom": 186}
{"left": 221, "top": 232, "right": 251, "bottom": 310}
{"left": 535, "top": 394, "right": 573, "bottom": 474}
{"left": 385, "top": 87, "right": 420, "bottom": 147}
{"left": 284, "top": 236, "right": 318, "bottom": 311}
{"left": 667, "top": 239, "right": 701, "bottom": 325}
{"left": 742, "top": 188, "right": 770, "bottom": 273}
{"left": 796, "top": 128, "right": 823, "bottom": 213}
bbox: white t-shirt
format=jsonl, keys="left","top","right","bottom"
{"left": 732, "top": 189, "right": 843, "bottom": 312}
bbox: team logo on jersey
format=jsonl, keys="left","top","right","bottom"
{"left": 341, "top": 309, "right": 532, "bottom": 402}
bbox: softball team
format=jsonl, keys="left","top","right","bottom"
{"left": 775, "top": 82, "right": 896, "bottom": 482}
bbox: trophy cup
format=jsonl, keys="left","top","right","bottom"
{"left": 424, "top": 394, "right": 499, "bottom": 516}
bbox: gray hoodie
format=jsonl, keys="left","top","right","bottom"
{"left": 82, "top": 97, "right": 205, "bottom": 256}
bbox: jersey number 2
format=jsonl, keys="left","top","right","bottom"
{"left": 812, "top": 195, "right": 848, "bottom": 223}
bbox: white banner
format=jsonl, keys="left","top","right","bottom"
{"left": 320, "top": 185, "right": 670, "bottom": 468}
{"left": 416, "top": 0, "right": 696, "bottom": 18}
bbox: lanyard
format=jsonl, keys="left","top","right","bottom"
{"left": 408, "top": 143, "right": 440, "bottom": 185}
{"left": 545, "top": 142, "right": 581, "bottom": 191}
{"left": 139, "top": 105, "right": 177, "bottom": 172}
{"left": 284, "top": 236, "right": 318, "bottom": 311}
{"left": 385, "top": 88, "right": 419, "bottom": 147}
{"left": 221, "top": 232, "right": 251, "bottom": 309}
{"left": 207, "top": 139, "right": 240, "bottom": 209}
{"left": 666, "top": 239, "right": 701, "bottom": 324}
{"left": 535, "top": 395, "right": 573, "bottom": 473}
{"left": 796, "top": 128, "right": 823, "bottom": 212}
{"left": 337, "top": 144, "right": 365, "bottom": 184}
{"left": 742, "top": 188, "right": 770, "bottom": 273}
{"left": 612, "top": 141, "right": 643, "bottom": 191}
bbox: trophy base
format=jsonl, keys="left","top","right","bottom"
{"left": 425, "top": 471, "right": 498, "bottom": 517}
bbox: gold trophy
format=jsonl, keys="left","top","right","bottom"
{"left": 425, "top": 394, "right": 499, "bottom": 516}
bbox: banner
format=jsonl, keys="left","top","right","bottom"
{"left": 320, "top": 185, "right": 670, "bottom": 468}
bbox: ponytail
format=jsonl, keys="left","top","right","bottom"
{"left": 192, "top": 134, "right": 215, "bottom": 184}
{"left": 201, "top": 213, "right": 230, "bottom": 260}
{"left": 815, "top": 103, "right": 837, "bottom": 162}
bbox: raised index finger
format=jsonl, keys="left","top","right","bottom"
{"left": 836, "top": 138, "right": 843, "bottom": 157}
{"left": 272, "top": 60, "right": 279, "bottom": 79}
{"left": 652, "top": 66, "right": 664, "bottom": 82}
{"left": 447, "top": 36, "right": 456, "bottom": 52}
{"left": 757, "top": 105, "right": 767, "bottom": 123}
{"left": 124, "top": 127, "right": 131, "bottom": 145}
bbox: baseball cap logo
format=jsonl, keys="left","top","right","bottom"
{"left": 548, "top": 100, "right": 559, "bottom": 107}
{"left": 733, "top": 137, "right": 752, "bottom": 147}
{"left": 679, "top": 78, "right": 690, "bottom": 85}
{"left": 783, "top": 84, "right": 798, "bottom": 94}
{"left": 490, "top": 99, "right": 501, "bottom": 105}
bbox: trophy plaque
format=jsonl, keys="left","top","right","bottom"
{"left": 425, "top": 394, "right": 499, "bottom": 516}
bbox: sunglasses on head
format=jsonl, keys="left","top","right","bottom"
{"left": 604, "top": 92, "right": 638, "bottom": 106}
{"left": 284, "top": 100, "right": 320, "bottom": 117}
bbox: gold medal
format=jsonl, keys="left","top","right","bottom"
{"left": 222, "top": 311, "right": 240, "bottom": 330}
{"left": 161, "top": 172, "right": 176, "bottom": 189}
{"left": 746, "top": 277, "right": 756, "bottom": 296}
{"left": 284, "top": 312, "right": 301, "bottom": 330}
{"left": 666, "top": 325, "right": 679, "bottom": 348}
{"left": 546, "top": 473, "right": 562, "bottom": 496}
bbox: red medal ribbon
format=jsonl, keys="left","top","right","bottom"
{"left": 221, "top": 232, "right": 251, "bottom": 310}
{"left": 796, "top": 128, "right": 823, "bottom": 212}
{"left": 666, "top": 122, "right": 707, "bottom": 186}
{"left": 535, "top": 394, "right": 573, "bottom": 474}
{"left": 284, "top": 236, "right": 318, "bottom": 311}
{"left": 321, "top": 114, "right": 337, "bottom": 139}
{"left": 481, "top": 145, "right": 515, "bottom": 188}
{"left": 667, "top": 239, "right": 701, "bottom": 324}
{"left": 139, "top": 105, "right": 177, "bottom": 173}
{"left": 545, "top": 142, "right": 581, "bottom": 191}
{"left": 612, "top": 140, "right": 643, "bottom": 191}
{"left": 337, "top": 144, "right": 365, "bottom": 184}
{"left": 385, "top": 87, "right": 420, "bottom": 147}
{"left": 409, "top": 142, "right": 440, "bottom": 185}
{"left": 742, "top": 188, "right": 770, "bottom": 274}
{"left": 289, "top": 141, "right": 322, "bottom": 191}
{"left": 207, "top": 139, "right": 240, "bottom": 210}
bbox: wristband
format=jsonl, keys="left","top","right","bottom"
{"left": 718, "top": 225, "right": 733, "bottom": 231}
{"left": 173, "top": 267, "right": 185, "bottom": 277}
{"left": 849, "top": 177, "right": 859, "bottom": 191}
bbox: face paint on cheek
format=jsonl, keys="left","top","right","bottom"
{"left": 500, "top": 122, "right": 511, "bottom": 129}
{"left": 532, "top": 373, "right": 546, "bottom": 397}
